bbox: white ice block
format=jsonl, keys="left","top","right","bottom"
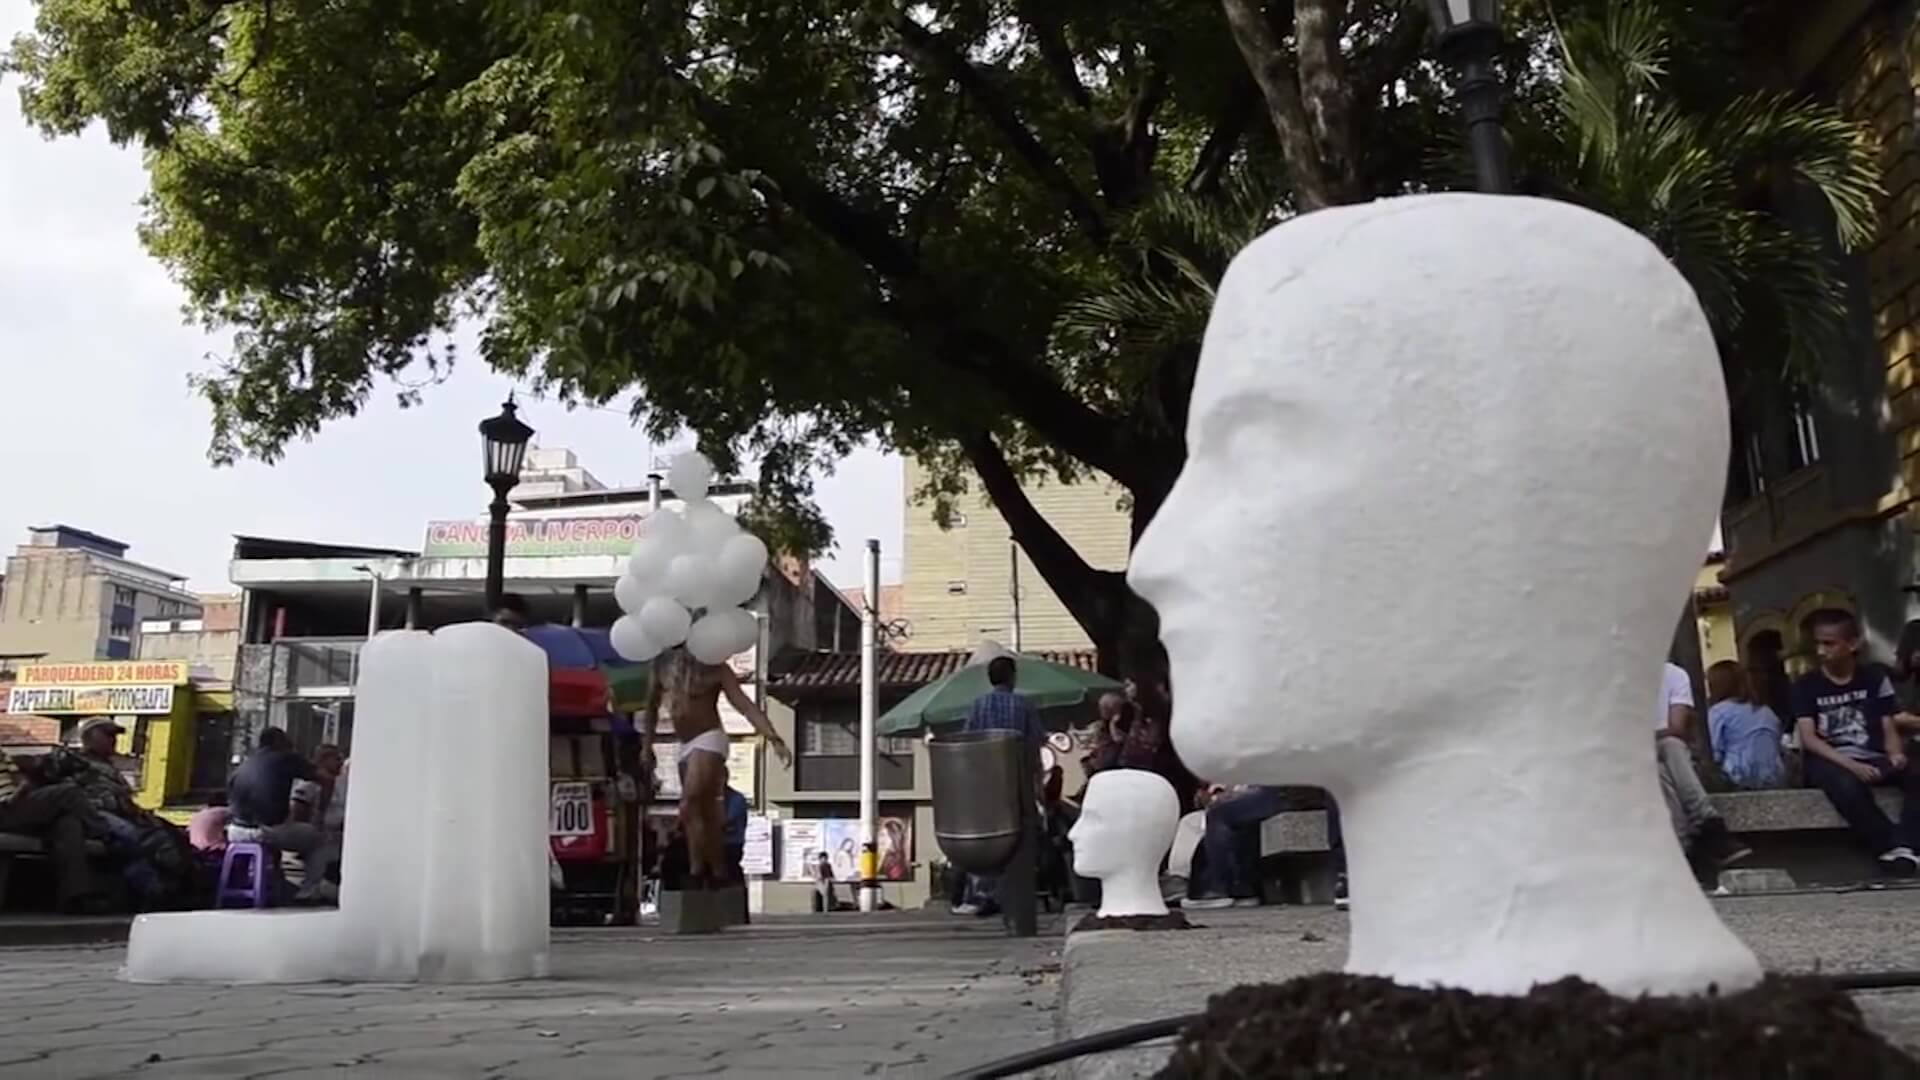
{"left": 124, "top": 623, "right": 551, "bottom": 983}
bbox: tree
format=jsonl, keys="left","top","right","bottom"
{"left": 1524, "top": 0, "right": 1881, "bottom": 379}
{"left": 5, "top": 0, "right": 1441, "bottom": 673}
{"left": 5, "top": 0, "right": 1875, "bottom": 678}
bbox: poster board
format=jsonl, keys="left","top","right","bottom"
{"left": 819, "top": 818, "right": 914, "bottom": 881}
{"left": 741, "top": 815, "right": 774, "bottom": 876}
{"left": 780, "top": 819, "right": 824, "bottom": 883}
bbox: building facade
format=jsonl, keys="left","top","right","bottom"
{"left": 899, "top": 458, "right": 1130, "bottom": 652}
{"left": 1714, "top": 2, "right": 1920, "bottom": 686}
{"left": 0, "top": 525, "right": 201, "bottom": 663}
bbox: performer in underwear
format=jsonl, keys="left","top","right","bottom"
{"left": 643, "top": 646, "right": 792, "bottom": 889}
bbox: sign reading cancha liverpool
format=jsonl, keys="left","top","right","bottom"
{"left": 421, "top": 515, "right": 648, "bottom": 559}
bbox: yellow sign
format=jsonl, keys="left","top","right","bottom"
{"left": 15, "top": 661, "right": 189, "bottom": 687}
{"left": 8, "top": 684, "right": 176, "bottom": 715}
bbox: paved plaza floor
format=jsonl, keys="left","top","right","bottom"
{"left": 1059, "top": 888, "right": 1920, "bottom": 1078}
{"left": 0, "top": 911, "right": 1063, "bottom": 1079}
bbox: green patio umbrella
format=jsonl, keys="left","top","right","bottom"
{"left": 877, "top": 643, "right": 1120, "bottom": 735}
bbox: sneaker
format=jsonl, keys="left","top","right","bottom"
{"left": 1333, "top": 873, "right": 1350, "bottom": 911}
{"left": 1878, "top": 847, "right": 1920, "bottom": 877}
{"left": 1228, "top": 897, "right": 1261, "bottom": 908}
{"left": 1160, "top": 875, "right": 1189, "bottom": 905}
{"left": 1694, "top": 819, "right": 1753, "bottom": 868}
{"left": 1184, "top": 895, "right": 1238, "bottom": 910}
{"left": 951, "top": 902, "right": 982, "bottom": 916}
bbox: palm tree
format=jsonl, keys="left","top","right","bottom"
{"left": 1058, "top": 1, "right": 1881, "bottom": 398}
{"left": 1534, "top": 0, "right": 1883, "bottom": 377}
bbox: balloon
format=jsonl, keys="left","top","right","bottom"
{"left": 668, "top": 451, "right": 715, "bottom": 502}
{"left": 713, "top": 532, "right": 769, "bottom": 606}
{"left": 610, "top": 615, "right": 661, "bottom": 662}
{"left": 664, "top": 554, "right": 718, "bottom": 609}
{"left": 637, "top": 596, "right": 692, "bottom": 647}
{"left": 687, "top": 607, "right": 758, "bottom": 664}
{"left": 614, "top": 573, "right": 648, "bottom": 616}
{"left": 683, "top": 497, "right": 740, "bottom": 550}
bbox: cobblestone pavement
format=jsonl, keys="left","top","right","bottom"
{"left": 0, "top": 912, "right": 1064, "bottom": 1079}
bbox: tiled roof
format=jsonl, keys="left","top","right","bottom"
{"left": 772, "top": 648, "right": 1101, "bottom": 693}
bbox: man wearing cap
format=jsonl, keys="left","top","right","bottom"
{"left": 44, "top": 717, "right": 193, "bottom": 905}
{"left": 0, "top": 750, "right": 110, "bottom": 912}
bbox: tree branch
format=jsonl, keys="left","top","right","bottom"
{"left": 884, "top": 9, "right": 1109, "bottom": 242}
{"left": 1219, "top": 0, "right": 1339, "bottom": 210}
{"left": 1185, "top": 79, "right": 1259, "bottom": 195}
{"left": 216, "top": 0, "right": 272, "bottom": 96}
{"left": 1090, "top": 58, "right": 1169, "bottom": 211}
{"left": 1294, "top": 0, "right": 1361, "bottom": 200}
{"left": 679, "top": 74, "right": 1143, "bottom": 487}
{"left": 957, "top": 430, "right": 1122, "bottom": 637}
{"left": 1019, "top": 3, "right": 1092, "bottom": 110}
{"left": 1351, "top": 3, "right": 1430, "bottom": 110}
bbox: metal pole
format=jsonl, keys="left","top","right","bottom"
{"left": 754, "top": 609, "right": 771, "bottom": 813}
{"left": 366, "top": 572, "right": 382, "bottom": 639}
{"left": 485, "top": 482, "right": 512, "bottom": 612}
{"left": 571, "top": 584, "right": 589, "bottom": 628}
{"left": 648, "top": 474, "right": 663, "bottom": 511}
{"left": 1009, "top": 543, "right": 1023, "bottom": 653}
{"left": 1457, "top": 53, "right": 1512, "bottom": 194}
{"left": 405, "top": 588, "right": 423, "bottom": 630}
{"left": 858, "top": 538, "right": 880, "bottom": 912}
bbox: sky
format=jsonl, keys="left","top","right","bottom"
{"left": 0, "top": 1, "right": 902, "bottom": 592}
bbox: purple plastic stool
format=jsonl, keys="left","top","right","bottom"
{"left": 215, "top": 841, "right": 282, "bottom": 909}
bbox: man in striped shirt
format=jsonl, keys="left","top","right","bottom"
{"left": 0, "top": 750, "right": 107, "bottom": 912}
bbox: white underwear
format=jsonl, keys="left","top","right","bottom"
{"left": 684, "top": 728, "right": 730, "bottom": 758}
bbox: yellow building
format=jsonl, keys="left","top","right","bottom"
{"left": 1715, "top": 3, "right": 1920, "bottom": 672}
{"left": 900, "top": 458, "right": 1130, "bottom": 652}
{"left": 3, "top": 659, "right": 227, "bottom": 814}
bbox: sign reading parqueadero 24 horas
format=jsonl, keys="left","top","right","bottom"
{"left": 6, "top": 661, "right": 187, "bottom": 716}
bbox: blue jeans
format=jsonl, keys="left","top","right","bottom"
{"left": 1805, "top": 753, "right": 1920, "bottom": 855}
{"left": 1198, "top": 788, "right": 1288, "bottom": 899}
{"left": 96, "top": 813, "right": 164, "bottom": 899}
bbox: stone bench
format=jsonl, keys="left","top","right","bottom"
{"left": 1259, "top": 788, "right": 1911, "bottom": 897}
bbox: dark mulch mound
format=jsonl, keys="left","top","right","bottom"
{"left": 1075, "top": 911, "right": 1193, "bottom": 933}
{"left": 1155, "top": 973, "right": 1919, "bottom": 1079}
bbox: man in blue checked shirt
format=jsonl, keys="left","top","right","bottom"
{"left": 953, "top": 656, "right": 1044, "bottom": 917}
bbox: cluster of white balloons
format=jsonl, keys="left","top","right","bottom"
{"left": 609, "top": 451, "right": 770, "bottom": 665}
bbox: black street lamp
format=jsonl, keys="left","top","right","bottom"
{"left": 478, "top": 395, "right": 534, "bottom": 613}
{"left": 1428, "top": 0, "right": 1512, "bottom": 195}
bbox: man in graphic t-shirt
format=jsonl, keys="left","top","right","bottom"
{"left": 1791, "top": 609, "right": 1920, "bottom": 875}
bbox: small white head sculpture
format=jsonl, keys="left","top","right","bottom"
{"left": 1130, "top": 194, "right": 1760, "bottom": 996}
{"left": 1070, "top": 769, "right": 1181, "bottom": 919}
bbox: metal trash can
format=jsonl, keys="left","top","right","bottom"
{"left": 930, "top": 729, "right": 1026, "bottom": 874}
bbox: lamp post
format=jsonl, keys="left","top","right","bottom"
{"left": 1427, "top": 0, "right": 1512, "bottom": 195}
{"left": 479, "top": 396, "right": 534, "bottom": 613}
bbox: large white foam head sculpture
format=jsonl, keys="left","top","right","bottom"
{"left": 1129, "top": 194, "right": 1761, "bottom": 996}
{"left": 124, "top": 623, "right": 550, "bottom": 983}
{"left": 1070, "top": 769, "right": 1181, "bottom": 919}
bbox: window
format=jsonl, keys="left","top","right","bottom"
{"left": 801, "top": 717, "right": 913, "bottom": 757}
{"left": 281, "top": 640, "right": 361, "bottom": 691}
{"left": 1789, "top": 398, "right": 1822, "bottom": 471}
{"left": 112, "top": 586, "right": 135, "bottom": 607}
{"left": 109, "top": 613, "right": 135, "bottom": 640}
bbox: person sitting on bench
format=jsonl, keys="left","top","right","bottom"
{"left": 0, "top": 751, "right": 110, "bottom": 913}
